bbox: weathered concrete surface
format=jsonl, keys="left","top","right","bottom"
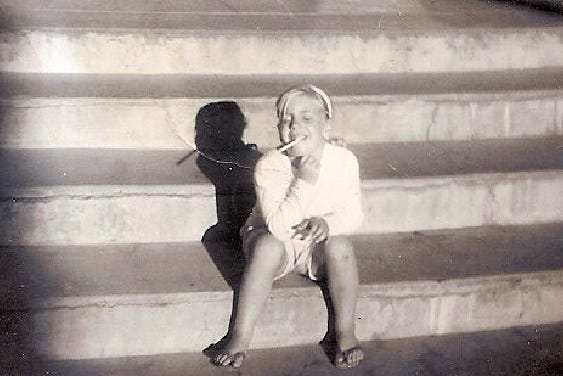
{"left": 0, "top": 0, "right": 429, "bottom": 14}
{"left": 1, "top": 137, "right": 562, "bottom": 243}
{"left": 1, "top": 168, "right": 561, "bottom": 245}
{"left": 4, "top": 69, "right": 563, "bottom": 98}
{"left": 34, "top": 323, "right": 563, "bottom": 376}
{"left": 2, "top": 0, "right": 563, "bottom": 30}
{"left": 2, "top": 88, "right": 563, "bottom": 148}
{"left": 362, "top": 171, "right": 563, "bottom": 233}
{"left": 0, "top": 0, "right": 560, "bottom": 364}
{"left": 2, "top": 138, "right": 563, "bottom": 187}
{"left": 2, "top": 223, "right": 561, "bottom": 301}
{"left": 2, "top": 28, "right": 563, "bottom": 74}
{"left": 4, "top": 224, "right": 561, "bottom": 360}
{"left": 0, "top": 0, "right": 548, "bottom": 16}
{"left": 0, "top": 185, "right": 217, "bottom": 245}
{"left": 26, "top": 270, "right": 563, "bottom": 359}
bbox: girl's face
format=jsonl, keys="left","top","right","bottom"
{"left": 278, "top": 93, "right": 328, "bottom": 157}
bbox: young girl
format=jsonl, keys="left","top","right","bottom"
{"left": 214, "top": 85, "right": 364, "bottom": 369}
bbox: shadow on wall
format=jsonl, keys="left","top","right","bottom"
{"left": 194, "top": 101, "right": 262, "bottom": 288}
{"left": 193, "top": 102, "right": 262, "bottom": 358}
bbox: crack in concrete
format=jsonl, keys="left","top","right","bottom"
{"left": 426, "top": 103, "right": 438, "bottom": 142}
{"left": 0, "top": 192, "right": 215, "bottom": 203}
{"left": 485, "top": 182, "right": 500, "bottom": 225}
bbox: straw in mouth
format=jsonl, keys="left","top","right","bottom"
{"left": 277, "top": 136, "right": 307, "bottom": 152}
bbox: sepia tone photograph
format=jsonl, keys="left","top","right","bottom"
{"left": 0, "top": 0, "right": 562, "bottom": 375}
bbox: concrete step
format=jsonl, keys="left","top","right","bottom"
{"left": 1, "top": 138, "right": 562, "bottom": 245}
{"left": 3, "top": 139, "right": 563, "bottom": 187}
{"left": 2, "top": 169, "right": 561, "bottom": 245}
{"left": 29, "top": 323, "right": 563, "bottom": 376}
{"left": 1, "top": 223, "right": 561, "bottom": 359}
{"left": 0, "top": 0, "right": 435, "bottom": 15}
{"left": 2, "top": 69, "right": 563, "bottom": 148}
{"left": 2, "top": 29, "right": 561, "bottom": 75}
{"left": 1, "top": 15, "right": 562, "bottom": 74}
{"left": 2, "top": 0, "right": 563, "bottom": 30}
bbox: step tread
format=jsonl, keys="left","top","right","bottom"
{"left": 3, "top": 69, "right": 563, "bottom": 98}
{"left": 1, "top": 223, "right": 561, "bottom": 304}
{"left": 0, "top": 0, "right": 544, "bottom": 14}
{"left": 3, "top": 0, "right": 563, "bottom": 30}
{"left": 35, "top": 323, "right": 563, "bottom": 376}
{"left": 1, "top": 138, "right": 562, "bottom": 189}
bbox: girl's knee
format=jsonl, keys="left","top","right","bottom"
{"left": 325, "top": 236, "right": 355, "bottom": 263}
{"left": 249, "top": 233, "right": 286, "bottom": 266}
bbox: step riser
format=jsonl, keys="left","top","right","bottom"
{"left": 2, "top": 172, "right": 561, "bottom": 245}
{"left": 2, "top": 29, "right": 563, "bottom": 74}
{"left": 30, "top": 271, "right": 563, "bottom": 359}
{"left": 0, "top": 188, "right": 218, "bottom": 245}
{"left": 3, "top": 93, "right": 562, "bottom": 148}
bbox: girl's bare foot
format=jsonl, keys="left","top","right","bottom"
{"left": 213, "top": 340, "right": 248, "bottom": 369}
{"left": 334, "top": 334, "right": 364, "bottom": 368}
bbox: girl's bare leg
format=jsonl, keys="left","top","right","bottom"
{"left": 215, "top": 233, "right": 287, "bottom": 367}
{"left": 323, "top": 236, "right": 364, "bottom": 368}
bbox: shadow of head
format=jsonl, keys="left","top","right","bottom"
{"left": 195, "top": 101, "right": 247, "bottom": 153}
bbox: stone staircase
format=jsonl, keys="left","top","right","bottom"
{"left": 0, "top": 0, "right": 562, "bottom": 365}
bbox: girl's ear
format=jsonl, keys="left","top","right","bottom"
{"left": 323, "top": 124, "right": 332, "bottom": 140}
{"left": 324, "top": 122, "right": 347, "bottom": 147}
{"left": 328, "top": 137, "right": 347, "bottom": 147}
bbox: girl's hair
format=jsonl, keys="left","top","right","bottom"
{"left": 275, "top": 85, "right": 332, "bottom": 121}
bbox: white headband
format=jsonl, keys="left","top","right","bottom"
{"left": 276, "top": 84, "right": 333, "bottom": 120}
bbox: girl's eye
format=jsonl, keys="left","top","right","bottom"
{"left": 302, "top": 114, "right": 313, "bottom": 121}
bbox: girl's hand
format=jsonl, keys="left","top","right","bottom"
{"left": 292, "top": 217, "right": 329, "bottom": 243}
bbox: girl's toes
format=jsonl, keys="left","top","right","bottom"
{"left": 214, "top": 352, "right": 232, "bottom": 366}
{"left": 231, "top": 352, "right": 246, "bottom": 368}
{"left": 334, "top": 353, "right": 347, "bottom": 369}
{"left": 335, "top": 346, "right": 364, "bottom": 368}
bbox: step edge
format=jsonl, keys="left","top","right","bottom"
{"left": 2, "top": 169, "right": 562, "bottom": 198}
{"left": 22, "top": 269, "right": 563, "bottom": 310}
{"left": 2, "top": 88, "right": 563, "bottom": 103}
{"left": 4, "top": 24, "right": 563, "bottom": 35}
